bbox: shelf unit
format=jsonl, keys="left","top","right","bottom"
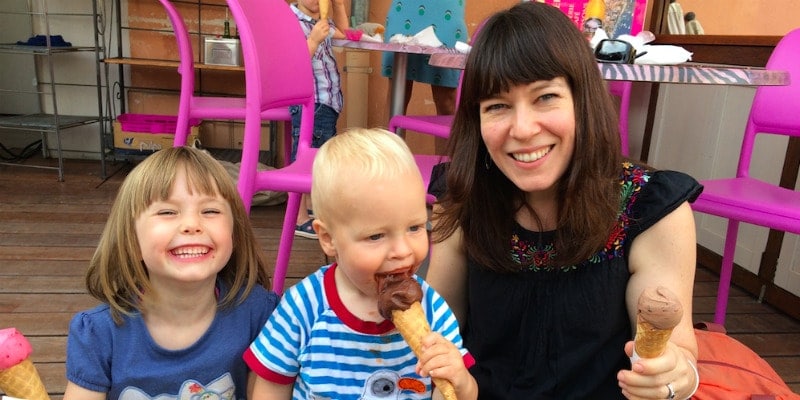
{"left": 0, "top": 0, "right": 107, "bottom": 181}
{"left": 105, "top": 0, "right": 277, "bottom": 166}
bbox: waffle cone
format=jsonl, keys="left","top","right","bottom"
{"left": 319, "top": 0, "right": 330, "bottom": 19}
{"left": 634, "top": 318, "right": 674, "bottom": 358}
{"left": 0, "top": 358, "right": 50, "bottom": 400}
{"left": 391, "top": 301, "right": 457, "bottom": 400}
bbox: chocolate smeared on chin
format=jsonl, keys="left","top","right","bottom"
{"left": 376, "top": 271, "right": 423, "bottom": 320}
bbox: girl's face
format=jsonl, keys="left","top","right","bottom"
{"left": 316, "top": 170, "right": 430, "bottom": 300}
{"left": 135, "top": 170, "right": 234, "bottom": 289}
{"left": 479, "top": 77, "right": 576, "bottom": 198}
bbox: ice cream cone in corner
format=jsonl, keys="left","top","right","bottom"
{"left": 377, "top": 273, "right": 457, "bottom": 400}
{"left": 634, "top": 286, "right": 683, "bottom": 358}
{"left": 0, "top": 328, "right": 50, "bottom": 400}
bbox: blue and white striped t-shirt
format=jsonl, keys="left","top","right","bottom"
{"left": 244, "top": 264, "right": 473, "bottom": 399}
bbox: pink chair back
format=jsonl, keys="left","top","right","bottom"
{"left": 227, "top": 0, "right": 315, "bottom": 207}
{"left": 607, "top": 80, "right": 632, "bottom": 157}
{"left": 227, "top": 0, "right": 316, "bottom": 294}
{"left": 737, "top": 28, "right": 800, "bottom": 177}
{"left": 157, "top": 0, "right": 199, "bottom": 145}
{"left": 690, "top": 28, "right": 800, "bottom": 325}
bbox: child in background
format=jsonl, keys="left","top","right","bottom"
{"left": 244, "top": 128, "right": 477, "bottom": 400}
{"left": 289, "top": 0, "right": 350, "bottom": 239}
{"left": 64, "top": 146, "right": 279, "bottom": 400}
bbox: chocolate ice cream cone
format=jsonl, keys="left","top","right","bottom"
{"left": 634, "top": 286, "right": 683, "bottom": 359}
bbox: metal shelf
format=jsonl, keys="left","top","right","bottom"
{"left": 0, "top": 0, "right": 106, "bottom": 181}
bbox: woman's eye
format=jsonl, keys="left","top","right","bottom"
{"left": 539, "top": 93, "right": 558, "bottom": 102}
{"left": 481, "top": 102, "right": 507, "bottom": 113}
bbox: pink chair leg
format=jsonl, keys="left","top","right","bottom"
{"left": 714, "top": 220, "right": 741, "bottom": 326}
{"left": 272, "top": 191, "right": 302, "bottom": 295}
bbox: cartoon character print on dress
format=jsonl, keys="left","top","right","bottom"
{"left": 359, "top": 370, "right": 426, "bottom": 400}
{"left": 118, "top": 373, "right": 235, "bottom": 400}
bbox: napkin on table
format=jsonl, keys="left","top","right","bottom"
{"left": 388, "top": 25, "right": 444, "bottom": 47}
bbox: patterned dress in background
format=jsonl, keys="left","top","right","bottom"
{"left": 381, "top": 0, "right": 466, "bottom": 88}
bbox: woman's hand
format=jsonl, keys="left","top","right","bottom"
{"left": 617, "top": 340, "right": 698, "bottom": 400}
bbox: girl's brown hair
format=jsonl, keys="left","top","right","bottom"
{"left": 86, "top": 146, "right": 270, "bottom": 323}
{"left": 433, "top": 2, "right": 622, "bottom": 271}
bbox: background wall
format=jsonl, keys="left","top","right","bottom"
{"left": 676, "top": 0, "right": 797, "bottom": 36}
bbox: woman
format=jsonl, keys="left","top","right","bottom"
{"left": 427, "top": 3, "right": 702, "bottom": 399}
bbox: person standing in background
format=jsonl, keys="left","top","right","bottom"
{"left": 289, "top": 0, "right": 349, "bottom": 239}
{"left": 381, "top": 1, "right": 467, "bottom": 116}
{"left": 667, "top": 0, "right": 686, "bottom": 34}
{"left": 684, "top": 11, "right": 705, "bottom": 35}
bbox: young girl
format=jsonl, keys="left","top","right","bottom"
{"left": 64, "top": 146, "right": 278, "bottom": 400}
{"left": 244, "top": 128, "right": 477, "bottom": 400}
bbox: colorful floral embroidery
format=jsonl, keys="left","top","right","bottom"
{"left": 512, "top": 163, "right": 651, "bottom": 272}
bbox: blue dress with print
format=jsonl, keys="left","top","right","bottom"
{"left": 381, "top": 0, "right": 466, "bottom": 88}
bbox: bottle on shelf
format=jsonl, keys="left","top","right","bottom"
{"left": 223, "top": 8, "right": 231, "bottom": 38}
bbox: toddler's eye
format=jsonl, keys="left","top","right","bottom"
{"left": 368, "top": 233, "right": 384, "bottom": 241}
{"left": 409, "top": 224, "right": 424, "bottom": 233}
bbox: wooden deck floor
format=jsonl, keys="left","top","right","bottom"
{"left": 1, "top": 157, "right": 798, "bottom": 399}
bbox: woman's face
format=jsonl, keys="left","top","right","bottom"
{"left": 479, "top": 77, "right": 576, "bottom": 197}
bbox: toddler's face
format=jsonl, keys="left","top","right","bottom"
{"left": 320, "top": 170, "right": 429, "bottom": 298}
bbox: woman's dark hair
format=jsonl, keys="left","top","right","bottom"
{"left": 433, "top": 2, "right": 622, "bottom": 272}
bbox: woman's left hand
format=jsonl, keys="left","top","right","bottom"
{"left": 617, "top": 340, "right": 698, "bottom": 400}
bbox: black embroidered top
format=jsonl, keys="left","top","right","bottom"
{"left": 464, "top": 163, "right": 702, "bottom": 399}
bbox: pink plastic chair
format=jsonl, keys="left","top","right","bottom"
{"left": 386, "top": 21, "right": 487, "bottom": 143}
{"left": 690, "top": 28, "right": 800, "bottom": 325}
{"left": 156, "top": 0, "right": 292, "bottom": 147}
{"left": 225, "top": 0, "right": 316, "bottom": 295}
{"left": 387, "top": 74, "right": 461, "bottom": 204}
{"left": 608, "top": 80, "right": 632, "bottom": 157}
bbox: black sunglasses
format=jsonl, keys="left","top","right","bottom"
{"left": 594, "top": 39, "right": 647, "bottom": 64}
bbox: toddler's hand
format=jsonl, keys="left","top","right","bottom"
{"left": 416, "top": 333, "right": 477, "bottom": 399}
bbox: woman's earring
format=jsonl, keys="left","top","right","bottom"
{"left": 484, "top": 152, "right": 493, "bottom": 170}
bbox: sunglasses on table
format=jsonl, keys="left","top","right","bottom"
{"left": 594, "top": 39, "right": 647, "bottom": 64}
